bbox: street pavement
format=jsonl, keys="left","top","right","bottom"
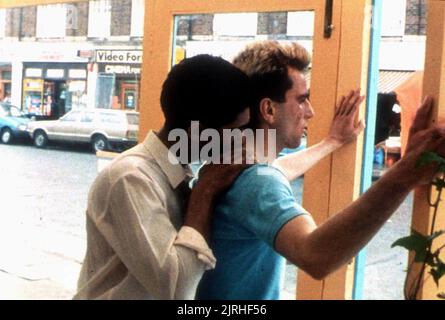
{"left": 0, "top": 142, "right": 412, "bottom": 300}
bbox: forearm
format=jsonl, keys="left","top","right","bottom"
{"left": 306, "top": 161, "right": 413, "bottom": 276}
{"left": 273, "top": 138, "right": 342, "bottom": 181}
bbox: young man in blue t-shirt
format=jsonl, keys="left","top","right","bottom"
{"left": 196, "top": 41, "right": 442, "bottom": 300}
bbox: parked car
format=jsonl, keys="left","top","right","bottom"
{"left": 26, "top": 109, "right": 139, "bottom": 152}
{"left": 0, "top": 103, "right": 31, "bottom": 144}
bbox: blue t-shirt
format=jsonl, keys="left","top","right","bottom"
{"left": 196, "top": 164, "right": 308, "bottom": 300}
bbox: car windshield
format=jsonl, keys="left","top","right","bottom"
{"left": 126, "top": 114, "right": 139, "bottom": 125}
{"left": 0, "top": 104, "right": 24, "bottom": 117}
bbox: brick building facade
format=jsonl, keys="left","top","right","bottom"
{"left": 405, "top": 0, "right": 427, "bottom": 35}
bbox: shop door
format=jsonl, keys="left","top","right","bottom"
{"left": 139, "top": 0, "right": 373, "bottom": 300}
{"left": 43, "top": 81, "right": 67, "bottom": 119}
{"left": 121, "top": 82, "right": 139, "bottom": 111}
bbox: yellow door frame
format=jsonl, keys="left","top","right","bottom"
{"left": 408, "top": 0, "right": 445, "bottom": 300}
{"left": 137, "top": 0, "right": 371, "bottom": 300}
{"left": 0, "top": 0, "right": 374, "bottom": 300}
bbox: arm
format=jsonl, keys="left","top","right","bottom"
{"left": 96, "top": 172, "right": 213, "bottom": 299}
{"left": 273, "top": 90, "right": 365, "bottom": 181}
{"left": 275, "top": 97, "right": 445, "bottom": 279}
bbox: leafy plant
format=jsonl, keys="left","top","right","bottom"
{"left": 392, "top": 152, "right": 445, "bottom": 300}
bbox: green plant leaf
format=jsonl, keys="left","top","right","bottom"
{"left": 392, "top": 230, "right": 430, "bottom": 262}
{"left": 430, "top": 259, "right": 445, "bottom": 287}
{"left": 417, "top": 152, "right": 445, "bottom": 168}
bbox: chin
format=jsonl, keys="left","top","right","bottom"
{"left": 287, "top": 139, "right": 301, "bottom": 150}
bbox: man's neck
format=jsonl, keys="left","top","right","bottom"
{"left": 157, "top": 126, "right": 176, "bottom": 149}
{"left": 253, "top": 122, "right": 283, "bottom": 163}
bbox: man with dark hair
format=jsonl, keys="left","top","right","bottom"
{"left": 74, "top": 55, "right": 251, "bottom": 300}
{"left": 160, "top": 54, "right": 251, "bottom": 130}
{"left": 196, "top": 41, "right": 444, "bottom": 299}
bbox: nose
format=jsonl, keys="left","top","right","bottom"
{"left": 305, "top": 100, "right": 315, "bottom": 119}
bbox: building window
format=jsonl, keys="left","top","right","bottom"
{"left": 381, "top": 0, "right": 407, "bottom": 37}
{"left": 213, "top": 13, "right": 258, "bottom": 37}
{"left": 0, "top": 9, "right": 5, "bottom": 38}
{"left": 88, "top": 0, "right": 111, "bottom": 38}
{"left": 131, "top": 0, "right": 145, "bottom": 37}
{"left": 36, "top": 4, "right": 67, "bottom": 38}
{"left": 287, "top": 11, "right": 315, "bottom": 37}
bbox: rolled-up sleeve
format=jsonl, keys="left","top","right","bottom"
{"left": 175, "top": 226, "right": 216, "bottom": 270}
{"left": 93, "top": 171, "right": 215, "bottom": 299}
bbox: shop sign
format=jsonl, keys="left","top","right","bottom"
{"left": 46, "top": 69, "right": 65, "bottom": 79}
{"left": 103, "top": 65, "right": 141, "bottom": 75}
{"left": 96, "top": 50, "right": 142, "bottom": 64}
{"left": 69, "top": 69, "right": 87, "bottom": 79}
{"left": 25, "top": 68, "right": 43, "bottom": 78}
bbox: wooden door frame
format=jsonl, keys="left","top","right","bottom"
{"left": 1, "top": 0, "right": 376, "bottom": 300}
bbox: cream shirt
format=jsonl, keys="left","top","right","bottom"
{"left": 74, "top": 131, "right": 216, "bottom": 300}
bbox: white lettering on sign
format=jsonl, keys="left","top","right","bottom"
{"left": 96, "top": 50, "right": 143, "bottom": 64}
{"left": 104, "top": 65, "right": 141, "bottom": 74}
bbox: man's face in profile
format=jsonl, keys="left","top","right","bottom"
{"left": 273, "top": 68, "right": 314, "bottom": 149}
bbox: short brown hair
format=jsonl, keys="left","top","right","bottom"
{"left": 233, "top": 40, "right": 311, "bottom": 76}
{"left": 233, "top": 41, "right": 311, "bottom": 125}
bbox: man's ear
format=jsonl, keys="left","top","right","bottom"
{"left": 259, "top": 98, "right": 276, "bottom": 125}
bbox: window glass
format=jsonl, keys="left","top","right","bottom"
{"left": 88, "top": 0, "right": 111, "bottom": 38}
{"left": 131, "top": 0, "right": 145, "bottom": 37}
{"left": 61, "top": 111, "right": 80, "bottom": 122}
{"left": 9, "top": 106, "right": 22, "bottom": 117}
{"left": 381, "top": 0, "right": 407, "bottom": 37}
{"left": 0, "top": 9, "right": 6, "bottom": 38}
{"left": 126, "top": 113, "right": 139, "bottom": 125}
{"left": 81, "top": 112, "right": 95, "bottom": 123}
{"left": 36, "top": 4, "right": 67, "bottom": 38}
{"left": 100, "top": 113, "right": 121, "bottom": 124}
{"left": 173, "top": 11, "right": 314, "bottom": 301}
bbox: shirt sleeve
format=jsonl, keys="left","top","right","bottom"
{"left": 227, "top": 165, "right": 308, "bottom": 247}
{"left": 93, "top": 170, "right": 214, "bottom": 300}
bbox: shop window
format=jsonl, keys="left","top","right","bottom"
{"left": 88, "top": 0, "right": 111, "bottom": 38}
{"left": 381, "top": 0, "right": 407, "bottom": 37}
{"left": 36, "top": 4, "right": 67, "bottom": 38}
{"left": 131, "top": 0, "right": 145, "bottom": 37}
{"left": 213, "top": 13, "right": 258, "bottom": 37}
{"left": 2, "top": 70, "right": 11, "bottom": 81}
{"left": 0, "top": 9, "right": 5, "bottom": 38}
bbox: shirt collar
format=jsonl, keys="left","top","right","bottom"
{"left": 143, "top": 131, "right": 189, "bottom": 189}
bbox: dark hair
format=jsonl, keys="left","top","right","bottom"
{"left": 160, "top": 54, "right": 251, "bottom": 130}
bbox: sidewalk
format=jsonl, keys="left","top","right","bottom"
{"left": 0, "top": 222, "right": 85, "bottom": 300}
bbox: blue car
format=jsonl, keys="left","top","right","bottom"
{"left": 0, "top": 103, "right": 30, "bottom": 144}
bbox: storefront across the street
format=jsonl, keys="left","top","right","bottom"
{"left": 22, "top": 62, "right": 88, "bottom": 119}
{"left": 95, "top": 49, "right": 141, "bottom": 111}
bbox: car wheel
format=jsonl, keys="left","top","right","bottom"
{"left": 91, "top": 135, "right": 109, "bottom": 152}
{"left": 34, "top": 130, "right": 48, "bottom": 148}
{"left": 1, "top": 128, "right": 13, "bottom": 144}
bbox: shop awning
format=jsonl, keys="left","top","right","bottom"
{"left": 306, "top": 70, "right": 415, "bottom": 94}
{"left": 378, "top": 70, "right": 415, "bottom": 93}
